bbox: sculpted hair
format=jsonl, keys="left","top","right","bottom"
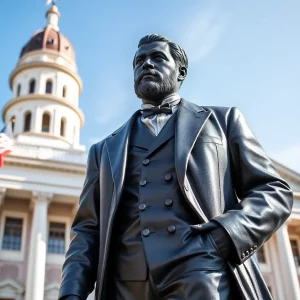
{"left": 134, "top": 34, "right": 188, "bottom": 70}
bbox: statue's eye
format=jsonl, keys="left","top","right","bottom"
{"left": 155, "top": 55, "right": 163, "bottom": 60}
{"left": 136, "top": 58, "right": 143, "bottom": 65}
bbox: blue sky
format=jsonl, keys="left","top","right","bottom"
{"left": 0, "top": 0, "right": 299, "bottom": 172}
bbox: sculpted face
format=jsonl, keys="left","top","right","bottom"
{"left": 134, "top": 41, "right": 181, "bottom": 105}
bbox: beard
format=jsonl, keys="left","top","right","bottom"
{"left": 134, "top": 71, "right": 177, "bottom": 103}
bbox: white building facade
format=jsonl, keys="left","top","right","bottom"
{"left": 0, "top": 4, "right": 300, "bottom": 300}
{"left": 0, "top": 5, "right": 94, "bottom": 300}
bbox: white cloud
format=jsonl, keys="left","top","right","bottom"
{"left": 178, "top": 1, "right": 227, "bottom": 62}
{"left": 270, "top": 144, "right": 300, "bottom": 173}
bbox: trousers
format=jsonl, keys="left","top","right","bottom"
{"left": 113, "top": 268, "right": 233, "bottom": 300}
{"left": 112, "top": 233, "right": 234, "bottom": 300}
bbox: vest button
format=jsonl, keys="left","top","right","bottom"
{"left": 167, "top": 225, "right": 176, "bottom": 234}
{"left": 164, "top": 199, "right": 173, "bottom": 207}
{"left": 139, "top": 203, "right": 147, "bottom": 211}
{"left": 143, "top": 159, "right": 150, "bottom": 166}
{"left": 164, "top": 174, "right": 172, "bottom": 181}
{"left": 139, "top": 179, "right": 147, "bottom": 186}
{"left": 142, "top": 229, "right": 150, "bottom": 237}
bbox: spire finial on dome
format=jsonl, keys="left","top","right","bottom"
{"left": 46, "top": 0, "right": 60, "bottom": 31}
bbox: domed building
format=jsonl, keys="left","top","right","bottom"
{"left": 0, "top": 4, "right": 95, "bottom": 300}
{"left": 0, "top": 3, "right": 300, "bottom": 300}
{"left": 5, "top": 4, "right": 83, "bottom": 150}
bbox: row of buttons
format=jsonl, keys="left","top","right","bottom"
{"left": 138, "top": 199, "right": 173, "bottom": 211}
{"left": 241, "top": 245, "right": 257, "bottom": 259}
{"left": 142, "top": 225, "right": 176, "bottom": 237}
{"left": 141, "top": 158, "right": 175, "bottom": 236}
{"left": 139, "top": 174, "right": 172, "bottom": 186}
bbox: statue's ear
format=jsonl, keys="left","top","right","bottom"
{"left": 178, "top": 66, "right": 187, "bottom": 82}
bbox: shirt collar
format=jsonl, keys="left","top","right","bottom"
{"left": 141, "top": 94, "right": 181, "bottom": 110}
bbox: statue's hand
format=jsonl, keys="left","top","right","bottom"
{"left": 191, "top": 221, "right": 235, "bottom": 261}
{"left": 190, "top": 221, "right": 218, "bottom": 233}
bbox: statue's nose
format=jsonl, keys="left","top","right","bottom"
{"left": 142, "top": 58, "right": 154, "bottom": 70}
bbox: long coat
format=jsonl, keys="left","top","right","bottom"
{"left": 59, "top": 100, "right": 293, "bottom": 300}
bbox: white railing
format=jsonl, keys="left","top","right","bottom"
{"left": 10, "top": 143, "right": 88, "bottom": 165}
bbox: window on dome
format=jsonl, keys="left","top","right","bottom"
{"left": 42, "top": 113, "right": 50, "bottom": 132}
{"left": 10, "top": 116, "right": 16, "bottom": 133}
{"left": 17, "top": 84, "right": 21, "bottom": 97}
{"left": 46, "top": 80, "right": 53, "bottom": 94}
{"left": 24, "top": 112, "right": 31, "bottom": 132}
{"left": 60, "top": 118, "right": 66, "bottom": 137}
{"left": 29, "top": 79, "right": 36, "bottom": 94}
{"left": 62, "top": 85, "right": 67, "bottom": 98}
{"left": 47, "top": 39, "right": 55, "bottom": 45}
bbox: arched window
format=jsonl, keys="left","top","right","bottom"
{"left": 60, "top": 118, "right": 66, "bottom": 137}
{"left": 24, "top": 111, "right": 31, "bottom": 132}
{"left": 10, "top": 116, "right": 16, "bottom": 133}
{"left": 42, "top": 113, "right": 50, "bottom": 132}
{"left": 62, "top": 85, "right": 67, "bottom": 98}
{"left": 45, "top": 80, "right": 53, "bottom": 94}
{"left": 17, "top": 84, "right": 21, "bottom": 97}
{"left": 29, "top": 79, "right": 36, "bottom": 94}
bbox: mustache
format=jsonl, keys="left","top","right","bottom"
{"left": 136, "top": 71, "right": 159, "bottom": 83}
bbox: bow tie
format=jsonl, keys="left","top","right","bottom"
{"left": 142, "top": 103, "right": 173, "bottom": 118}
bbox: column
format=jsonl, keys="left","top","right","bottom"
{"left": 52, "top": 109, "right": 59, "bottom": 136}
{"left": 276, "top": 223, "right": 300, "bottom": 300}
{"left": 25, "top": 192, "right": 53, "bottom": 300}
{"left": 268, "top": 236, "right": 285, "bottom": 300}
{"left": 33, "top": 106, "right": 41, "bottom": 132}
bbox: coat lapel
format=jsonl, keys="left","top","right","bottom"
{"left": 175, "top": 99, "right": 212, "bottom": 222}
{"left": 105, "top": 110, "right": 140, "bottom": 208}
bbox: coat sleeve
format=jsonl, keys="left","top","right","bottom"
{"left": 58, "top": 143, "right": 101, "bottom": 300}
{"left": 212, "top": 107, "right": 293, "bottom": 265}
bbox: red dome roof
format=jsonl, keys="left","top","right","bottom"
{"left": 20, "top": 26, "right": 75, "bottom": 61}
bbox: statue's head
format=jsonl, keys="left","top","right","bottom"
{"left": 133, "top": 34, "right": 188, "bottom": 104}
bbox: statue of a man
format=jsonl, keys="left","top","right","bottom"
{"left": 58, "top": 34, "right": 293, "bottom": 300}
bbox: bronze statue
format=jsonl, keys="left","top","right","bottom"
{"left": 58, "top": 34, "right": 293, "bottom": 300}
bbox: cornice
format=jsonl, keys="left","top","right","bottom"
{"left": 2, "top": 94, "right": 85, "bottom": 128}
{"left": 273, "top": 160, "right": 300, "bottom": 186}
{"left": 10, "top": 61, "right": 83, "bottom": 93}
{"left": 3, "top": 155, "right": 86, "bottom": 174}
{"left": 17, "top": 131, "right": 71, "bottom": 144}
{"left": 19, "top": 49, "right": 75, "bottom": 68}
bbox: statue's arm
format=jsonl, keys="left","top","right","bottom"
{"left": 58, "top": 142, "right": 102, "bottom": 299}
{"left": 212, "top": 107, "right": 293, "bottom": 265}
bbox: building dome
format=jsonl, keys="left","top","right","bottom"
{"left": 19, "top": 5, "right": 75, "bottom": 61}
{"left": 20, "top": 28, "right": 75, "bottom": 61}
